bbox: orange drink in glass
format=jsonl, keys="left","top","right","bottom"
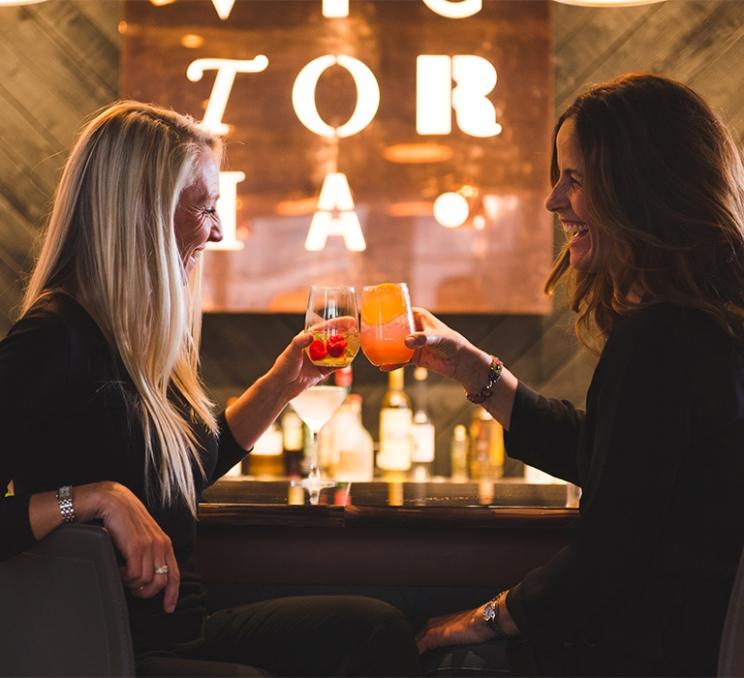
{"left": 360, "top": 283, "right": 415, "bottom": 367}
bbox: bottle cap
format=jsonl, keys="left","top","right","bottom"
{"left": 346, "top": 393, "right": 363, "bottom": 413}
{"left": 335, "top": 366, "right": 353, "bottom": 388}
{"left": 413, "top": 366, "right": 428, "bottom": 381}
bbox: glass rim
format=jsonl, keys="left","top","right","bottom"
{"left": 361, "top": 282, "right": 409, "bottom": 292}
{"left": 308, "top": 284, "right": 356, "bottom": 292}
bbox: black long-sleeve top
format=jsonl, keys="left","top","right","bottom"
{"left": 504, "top": 303, "right": 744, "bottom": 676}
{"left": 0, "top": 292, "right": 248, "bottom": 654}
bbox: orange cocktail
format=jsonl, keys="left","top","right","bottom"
{"left": 360, "top": 283, "right": 415, "bottom": 366}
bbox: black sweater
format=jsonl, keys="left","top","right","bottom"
{"left": 0, "top": 292, "right": 247, "bottom": 654}
{"left": 504, "top": 303, "right": 744, "bottom": 676}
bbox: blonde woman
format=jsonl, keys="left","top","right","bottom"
{"left": 0, "top": 102, "right": 420, "bottom": 677}
{"left": 410, "top": 74, "right": 744, "bottom": 676}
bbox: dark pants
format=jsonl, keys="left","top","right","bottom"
{"left": 420, "top": 639, "right": 511, "bottom": 677}
{"left": 136, "top": 595, "right": 421, "bottom": 677}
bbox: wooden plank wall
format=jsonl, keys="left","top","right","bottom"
{"left": 0, "top": 0, "right": 742, "bottom": 473}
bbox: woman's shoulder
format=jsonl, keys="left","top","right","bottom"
{"left": 8, "top": 291, "right": 104, "bottom": 345}
{"left": 614, "top": 302, "right": 732, "bottom": 348}
{"left": 2, "top": 291, "right": 109, "bottom": 374}
{"left": 602, "top": 303, "right": 744, "bottom": 386}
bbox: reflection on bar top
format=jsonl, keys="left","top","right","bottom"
{"left": 202, "top": 479, "right": 578, "bottom": 509}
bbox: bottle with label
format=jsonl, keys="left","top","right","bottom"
{"left": 377, "top": 368, "right": 412, "bottom": 476}
{"left": 410, "top": 366, "right": 435, "bottom": 481}
{"left": 248, "top": 421, "right": 284, "bottom": 478}
{"left": 281, "top": 408, "right": 305, "bottom": 478}
{"left": 329, "top": 393, "right": 374, "bottom": 482}
{"left": 468, "top": 407, "right": 505, "bottom": 481}
{"left": 450, "top": 424, "right": 469, "bottom": 481}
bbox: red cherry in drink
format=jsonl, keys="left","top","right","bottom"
{"left": 327, "top": 335, "right": 347, "bottom": 358}
{"left": 308, "top": 339, "right": 327, "bottom": 361}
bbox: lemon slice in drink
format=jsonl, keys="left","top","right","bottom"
{"left": 361, "top": 283, "right": 408, "bottom": 325}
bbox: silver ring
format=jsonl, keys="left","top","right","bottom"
{"left": 154, "top": 565, "right": 169, "bottom": 575}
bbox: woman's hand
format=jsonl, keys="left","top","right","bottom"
{"left": 268, "top": 316, "right": 357, "bottom": 401}
{"left": 397, "top": 308, "right": 492, "bottom": 395}
{"left": 82, "top": 481, "right": 180, "bottom": 614}
{"left": 267, "top": 331, "right": 337, "bottom": 402}
{"left": 416, "top": 607, "right": 497, "bottom": 654}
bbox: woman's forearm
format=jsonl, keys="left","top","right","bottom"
{"left": 224, "top": 371, "right": 292, "bottom": 451}
{"left": 28, "top": 482, "right": 108, "bottom": 541}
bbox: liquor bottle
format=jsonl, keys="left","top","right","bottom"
{"left": 281, "top": 408, "right": 305, "bottom": 478}
{"left": 410, "top": 366, "right": 435, "bottom": 481}
{"left": 450, "top": 424, "right": 469, "bottom": 481}
{"left": 248, "top": 421, "right": 284, "bottom": 478}
{"left": 330, "top": 393, "right": 374, "bottom": 482}
{"left": 468, "top": 407, "right": 505, "bottom": 481}
{"left": 377, "top": 368, "right": 412, "bottom": 476}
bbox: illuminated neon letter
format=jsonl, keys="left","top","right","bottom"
{"left": 322, "top": 0, "right": 349, "bottom": 17}
{"left": 292, "top": 55, "right": 380, "bottom": 138}
{"left": 211, "top": 0, "right": 236, "bottom": 20}
{"left": 416, "top": 55, "right": 502, "bottom": 137}
{"left": 422, "top": 0, "right": 482, "bottom": 18}
{"left": 186, "top": 57, "right": 269, "bottom": 135}
{"left": 306, "top": 173, "right": 366, "bottom": 251}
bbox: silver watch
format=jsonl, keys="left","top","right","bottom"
{"left": 482, "top": 593, "right": 504, "bottom": 635}
{"left": 56, "top": 485, "right": 76, "bottom": 523}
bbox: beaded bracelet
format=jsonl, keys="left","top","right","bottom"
{"left": 465, "top": 356, "right": 503, "bottom": 404}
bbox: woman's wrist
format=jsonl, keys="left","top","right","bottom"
{"left": 74, "top": 481, "right": 117, "bottom": 523}
{"left": 453, "top": 347, "right": 494, "bottom": 395}
{"left": 497, "top": 590, "right": 520, "bottom": 636}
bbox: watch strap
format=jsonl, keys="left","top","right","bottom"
{"left": 482, "top": 590, "right": 507, "bottom": 635}
{"left": 56, "top": 485, "right": 76, "bottom": 524}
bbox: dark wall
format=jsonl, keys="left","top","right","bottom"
{"left": 1, "top": 0, "right": 743, "bottom": 470}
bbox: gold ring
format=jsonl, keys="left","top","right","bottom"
{"left": 154, "top": 565, "right": 169, "bottom": 575}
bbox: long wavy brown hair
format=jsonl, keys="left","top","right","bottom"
{"left": 545, "top": 73, "right": 744, "bottom": 352}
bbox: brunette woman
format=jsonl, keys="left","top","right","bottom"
{"left": 413, "top": 74, "right": 744, "bottom": 676}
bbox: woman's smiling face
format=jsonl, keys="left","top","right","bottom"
{"left": 174, "top": 149, "right": 223, "bottom": 274}
{"left": 545, "top": 117, "right": 595, "bottom": 271}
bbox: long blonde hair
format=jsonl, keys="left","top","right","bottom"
{"left": 23, "top": 101, "right": 220, "bottom": 515}
{"left": 545, "top": 74, "right": 744, "bottom": 352}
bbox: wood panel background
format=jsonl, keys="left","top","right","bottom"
{"left": 1, "top": 0, "right": 742, "bottom": 473}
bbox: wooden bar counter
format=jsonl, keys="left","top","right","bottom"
{"left": 196, "top": 480, "right": 578, "bottom": 604}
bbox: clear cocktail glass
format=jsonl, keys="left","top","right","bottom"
{"left": 304, "top": 285, "right": 360, "bottom": 368}
{"left": 291, "top": 385, "right": 347, "bottom": 504}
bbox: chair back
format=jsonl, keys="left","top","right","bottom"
{"left": 0, "top": 523, "right": 134, "bottom": 677}
{"left": 719, "top": 547, "right": 744, "bottom": 677}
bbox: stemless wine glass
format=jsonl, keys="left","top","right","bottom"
{"left": 304, "top": 285, "right": 360, "bottom": 368}
{"left": 291, "top": 385, "right": 347, "bottom": 504}
{"left": 360, "top": 282, "right": 415, "bottom": 367}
